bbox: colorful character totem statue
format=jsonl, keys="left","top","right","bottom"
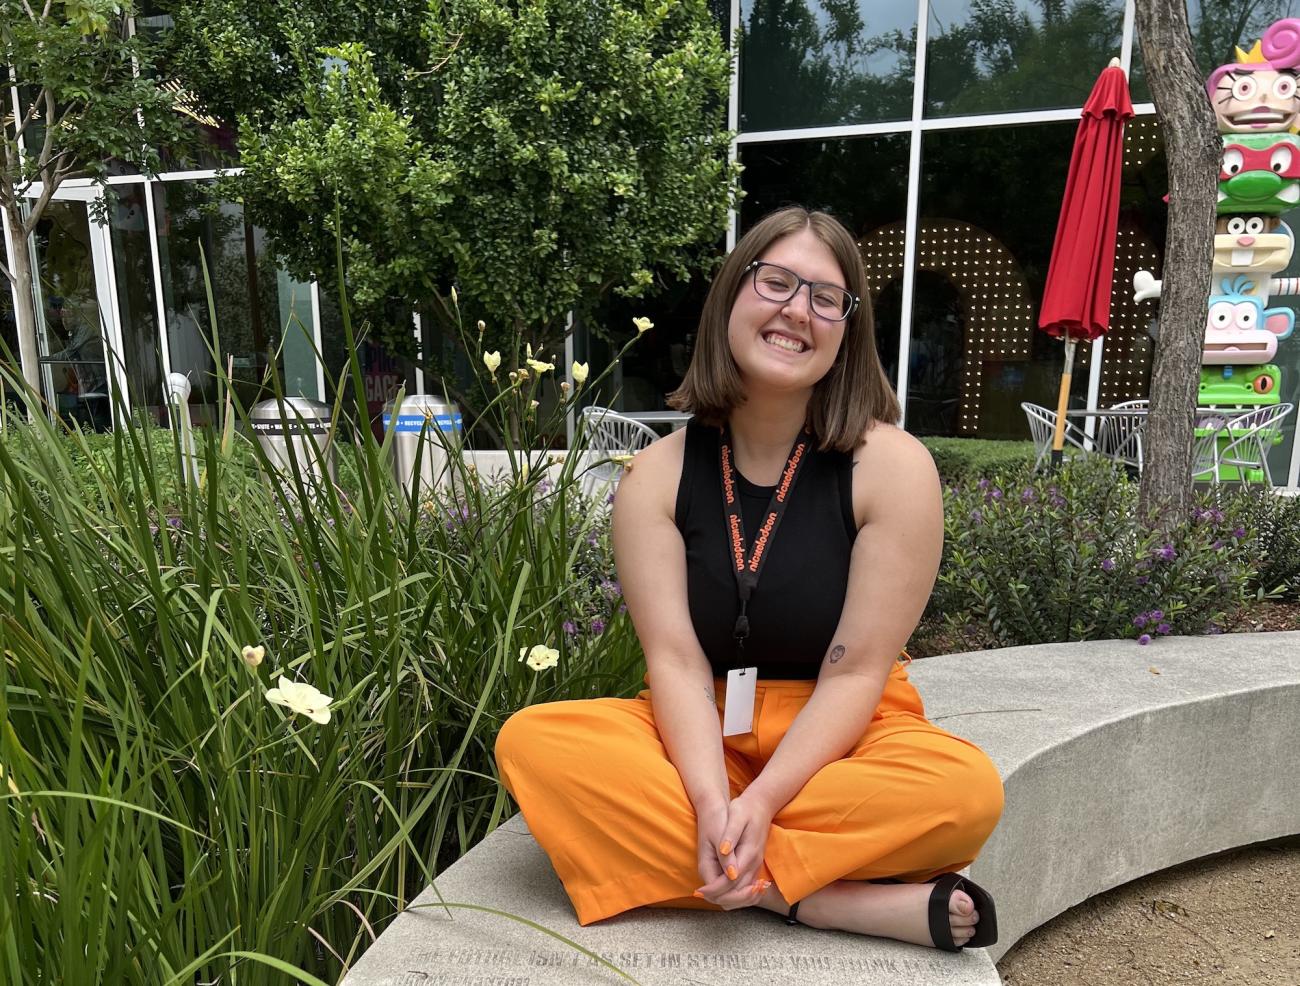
{"left": 1134, "top": 18, "right": 1300, "bottom": 481}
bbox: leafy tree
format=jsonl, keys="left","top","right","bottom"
{"left": 163, "top": 0, "right": 738, "bottom": 395}
{"left": 1, "top": 0, "right": 184, "bottom": 401}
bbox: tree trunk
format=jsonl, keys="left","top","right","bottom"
{"left": 2, "top": 199, "right": 43, "bottom": 402}
{"left": 1134, "top": 0, "right": 1221, "bottom": 520}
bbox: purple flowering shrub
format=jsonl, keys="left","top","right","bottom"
{"left": 922, "top": 456, "right": 1253, "bottom": 647}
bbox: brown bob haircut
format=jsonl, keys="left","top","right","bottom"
{"left": 667, "top": 206, "right": 901, "bottom": 452}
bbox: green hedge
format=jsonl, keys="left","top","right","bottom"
{"left": 919, "top": 436, "right": 1038, "bottom": 485}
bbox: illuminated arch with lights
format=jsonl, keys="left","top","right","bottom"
{"left": 859, "top": 220, "right": 1034, "bottom": 433}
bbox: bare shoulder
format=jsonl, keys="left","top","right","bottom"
{"left": 610, "top": 426, "right": 687, "bottom": 521}
{"left": 849, "top": 422, "right": 941, "bottom": 528}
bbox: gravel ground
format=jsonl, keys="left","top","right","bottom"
{"left": 997, "top": 836, "right": 1300, "bottom": 985}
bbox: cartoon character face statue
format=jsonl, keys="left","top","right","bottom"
{"left": 1209, "top": 65, "right": 1300, "bottom": 132}
{"left": 1213, "top": 215, "right": 1293, "bottom": 276}
{"left": 1218, "top": 134, "right": 1300, "bottom": 212}
{"left": 1203, "top": 287, "right": 1295, "bottom": 364}
{"left": 1206, "top": 22, "right": 1300, "bottom": 132}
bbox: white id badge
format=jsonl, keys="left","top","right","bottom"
{"left": 722, "top": 667, "right": 758, "bottom": 736}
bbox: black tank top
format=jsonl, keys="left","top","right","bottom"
{"left": 674, "top": 417, "right": 857, "bottom": 679}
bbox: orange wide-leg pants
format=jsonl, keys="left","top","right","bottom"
{"left": 494, "top": 659, "right": 1004, "bottom": 926}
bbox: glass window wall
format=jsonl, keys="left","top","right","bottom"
{"left": 587, "top": 271, "right": 714, "bottom": 425}
{"left": 32, "top": 202, "right": 114, "bottom": 431}
{"left": 924, "top": 0, "right": 1125, "bottom": 118}
{"left": 1, "top": 226, "right": 20, "bottom": 414}
{"left": 1266, "top": 201, "right": 1300, "bottom": 482}
{"left": 152, "top": 180, "right": 314, "bottom": 423}
{"left": 739, "top": 0, "right": 915, "bottom": 131}
{"left": 1100, "top": 116, "right": 1165, "bottom": 411}
{"left": 914, "top": 120, "right": 1091, "bottom": 438}
{"left": 739, "top": 134, "right": 910, "bottom": 385}
{"left": 107, "top": 183, "right": 167, "bottom": 424}
{"left": 1132, "top": 1, "right": 1300, "bottom": 105}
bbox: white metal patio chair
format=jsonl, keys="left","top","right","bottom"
{"left": 579, "top": 405, "right": 660, "bottom": 484}
{"left": 1094, "top": 399, "right": 1148, "bottom": 472}
{"left": 1190, "top": 402, "right": 1293, "bottom": 486}
{"left": 1021, "top": 402, "right": 1091, "bottom": 471}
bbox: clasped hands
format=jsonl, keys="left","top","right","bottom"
{"left": 693, "top": 790, "right": 778, "bottom": 910}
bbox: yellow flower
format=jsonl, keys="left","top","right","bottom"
{"left": 560, "top": 381, "right": 570, "bottom": 396}
{"left": 450, "top": 286, "right": 459, "bottom": 305}
{"left": 483, "top": 351, "right": 502, "bottom": 375}
{"left": 265, "top": 676, "right": 333, "bottom": 724}
{"left": 241, "top": 644, "right": 265, "bottom": 669}
{"left": 477, "top": 319, "right": 486, "bottom": 333}
{"left": 518, "top": 644, "right": 559, "bottom": 672}
{"left": 526, "top": 358, "right": 555, "bottom": 374}
{"left": 633, "top": 316, "right": 654, "bottom": 334}
{"left": 571, "top": 361, "right": 589, "bottom": 385}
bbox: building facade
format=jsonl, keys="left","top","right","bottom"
{"left": 4, "top": 0, "right": 1300, "bottom": 483}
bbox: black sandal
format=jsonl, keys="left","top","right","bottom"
{"left": 926, "top": 873, "right": 998, "bottom": 952}
{"left": 784, "top": 876, "right": 998, "bottom": 952}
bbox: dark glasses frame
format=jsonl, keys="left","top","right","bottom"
{"left": 743, "top": 261, "right": 861, "bottom": 322}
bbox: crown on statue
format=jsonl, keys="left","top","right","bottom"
{"left": 1235, "top": 40, "right": 1268, "bottom": 64}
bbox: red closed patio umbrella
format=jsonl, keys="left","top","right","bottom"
{"left": 1038, "top": 57, "right": 1134, "bottom": 465}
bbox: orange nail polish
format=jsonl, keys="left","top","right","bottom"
{"left": 726, "top": 865, "right": 738, "bottom": 880}
{"left": 719, "top": 840, "right": 732, "bottom": 855}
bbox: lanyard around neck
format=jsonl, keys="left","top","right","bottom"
{"left": 718, "top": 426, "right": 813, "bottom": 665}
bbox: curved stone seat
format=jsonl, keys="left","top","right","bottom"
{"left": 343, "top": 631, "right": 1300, "bottom": 986}
{"left": 944, "top": 631, "right": 1300, "bottom": 964}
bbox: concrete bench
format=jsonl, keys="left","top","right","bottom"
{"left": 343, "top": 631, "right": 1300, "bottom": 986}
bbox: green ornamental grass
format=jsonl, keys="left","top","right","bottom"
{"left": 0, "top": 264, "right": 649, "bottom": 982}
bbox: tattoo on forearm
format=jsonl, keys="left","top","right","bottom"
{"left": 705, "top": 686, "right": 716, "bottom": 704}
{"left": 827, "top": 644, "right": 846, "bottom": 664}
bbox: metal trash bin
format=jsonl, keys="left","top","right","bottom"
{"left": 249, "top": 397, "right": 337, "bottom": 494}
{"left": 383, "top": 394, "right": 463, "bottom": 496}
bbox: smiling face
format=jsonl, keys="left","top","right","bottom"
{"left": 1211, "top": 68, "right": 1300, "bottom": 132}
{"left": 726, "top": 227, "right": 849, "bottom": 397}
{"left": 1212, "top": 215, "right": 1293, "bottom": 274}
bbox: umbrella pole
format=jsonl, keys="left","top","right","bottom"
{"left": 1051, "top": 338, "right": 1077, "bottom": 468}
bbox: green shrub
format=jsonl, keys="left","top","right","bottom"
{"left": 1212, "top": 487, "right": 1300, "bottom": 600}
{"left": 920, "top": 436, "right": 1037, "bottom": 485}
{"left": 922, "top": 456, "right": 1253, "bottom": 648}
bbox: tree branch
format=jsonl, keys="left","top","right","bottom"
{"left": 36, "top": 86, "right": 56, "bottom": 171}
{"left": 10, "top": 86, "right": 47, "bottom": 144}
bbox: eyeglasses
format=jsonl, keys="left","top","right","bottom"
{"left": 744, "top": 261, "right": 860, "bottom": 322}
